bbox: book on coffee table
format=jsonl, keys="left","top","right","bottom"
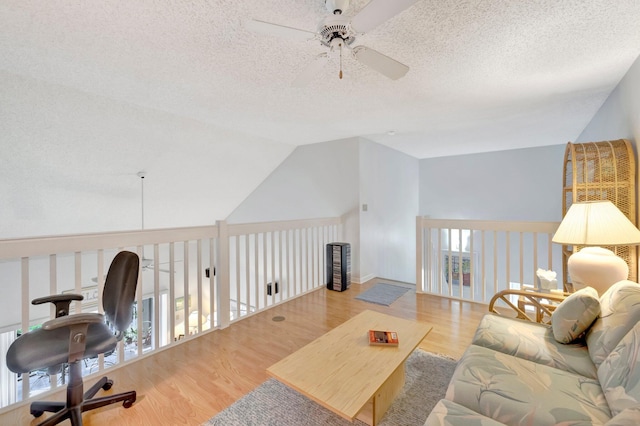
{"left": 368, "top": 330, "right": 399, "bottom": 346}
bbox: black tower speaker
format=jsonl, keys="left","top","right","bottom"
{"left": 326, "top": 242, "right": 351, "bottom": 292}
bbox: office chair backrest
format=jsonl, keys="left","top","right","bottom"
{"left": 102, "top": 251, "right": 139, "bottom": 334}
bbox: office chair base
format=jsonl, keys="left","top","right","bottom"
{"left": 30, "top": 373, "right": 136, "bottom": 426}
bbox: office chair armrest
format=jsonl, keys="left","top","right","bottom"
{"left": 33, "top": 293, "right": 84, "bottom": 317}
{"left": 43, "top": 313, "right": 106, "bottom": 363}
{"left": 42, "top": 313, "right": 104, "bottom": 331}
{"left": 32, "top": 293, "right": 84, "bottom": 305}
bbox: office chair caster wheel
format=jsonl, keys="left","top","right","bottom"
{"left": 123, "top": 399, "right": 135, "bottom": 409}
{"left": 31, "top": 410, "right": 44, "bottom": 418}
{"left": 102, "top": 380, "right": 113, "bottom": 391}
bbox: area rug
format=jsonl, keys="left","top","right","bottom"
{"left": 355, "top": 283, "right": 411, "bottom": 306}
{"left": 203, "top": 349, "right": 457, "bottom": 426}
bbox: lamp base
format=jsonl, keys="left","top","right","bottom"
{"left": 568, "top": 247, "right": 628, "bottom": 295}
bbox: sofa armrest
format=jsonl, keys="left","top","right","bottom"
{"left": 425, "top": 400, "right": 506, "bottom": 426}
{"left": 489, "top": 289, "right": 569, "bottom": 324}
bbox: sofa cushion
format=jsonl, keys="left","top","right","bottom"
{"left": 604, "top": 404, "right": 640, "bottom": 425}
{"left": 472, "top": 313, "right": 597, "bottom": 378}
{"left": 424, "top": 399, "right": 506, "bottom": 426}
{"left": 598, "top": 321, "right": 640, "bottom": 417}
{"left": 446, "top": 345, "right": 611, "bottom": 425}
{"left": 551, "top": 286, "right": 600, "bottom": 344}
{"left": 586, "top": 280, "right": 640, "bottom": 368}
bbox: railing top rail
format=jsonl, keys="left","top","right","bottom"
{"left": 0, "top": 225, "right": 219, "bottom": 260}
{"left": 418, "top": 217, "right": 560, "bottom": 234}
{"left": 226, "top": 217, "right": 341, "bottom": 236}
{"left": 0, "top": 216, "right": 344, "bottom": 260}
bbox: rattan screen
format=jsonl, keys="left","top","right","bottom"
{"left": 562, "top": 139, "right": 637, "bottom": 290}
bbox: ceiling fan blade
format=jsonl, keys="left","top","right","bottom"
{"left": 141, "top": 265, "right": 176, "bottom": 274}
{"left": 350, "top": 0, "right": 419, "bottom": 33}
{"left": 353, "top": 46, "right": 409, "bottom": 80}
{"left": 292, "top": 53, "right": 330, "bottom": 87}
{"left": 245, "top": 19, "right": 316, "bottom": 41}
{"left": 156, "top": 259, "right": 183, "bottom": 265}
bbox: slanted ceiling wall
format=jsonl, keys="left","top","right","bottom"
{"left": 575, "top": 53, "right": 640, "bottom": 224}
{"left": 0, "top": 71, "right": 293, "bottom": 238}
{"left": 576, "top": 54, "right": 640, "bottom": 169}
{"left": 227, "top": 137, "right": 420, "bottom": 284}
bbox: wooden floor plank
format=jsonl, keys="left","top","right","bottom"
{"left": 0, "top": 278, "right": 487, "bottom": 425}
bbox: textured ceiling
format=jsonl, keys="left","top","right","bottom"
{"left": 3, "top": 0, "right": 640, "bottom": 159}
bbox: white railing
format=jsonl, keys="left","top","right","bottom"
{"left": 416, "top": 217, "right": 562, "bottom": 303}
{"left": 0, "top": 217, "right": 341, "bottom": 411}
{"left": 224, "top": 218, "right": 340, "bottom": 320}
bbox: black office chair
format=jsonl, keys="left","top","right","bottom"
{"left": 6, "top": 251, "right": 140, "bottom": 426}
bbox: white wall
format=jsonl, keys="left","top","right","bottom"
{"left": 419, "top": 144, "right": 565, "bottom": 222}
{"left": 359, "top": 140, "right": 419, "bottom": 283}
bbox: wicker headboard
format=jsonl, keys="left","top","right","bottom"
{"left": 562, "top": 139, "right": 637, "bottom": 290}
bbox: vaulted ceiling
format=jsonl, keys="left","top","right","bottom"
{"left": 4, "top": 0, "right": 640, "bottom": 157}
{"left": 2, "top": 0, "right": 640, "bottom": 237}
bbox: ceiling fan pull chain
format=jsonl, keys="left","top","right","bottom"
{"left": 339, "top": 42, "right": 343, "bottom": 79}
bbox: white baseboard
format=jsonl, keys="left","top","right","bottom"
{"left": 352, "top": 273, "right": 375, "bottom": 284}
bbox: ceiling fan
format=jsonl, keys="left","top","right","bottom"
{"left": 246, "top": 0, "right": 419, "bottom": 86}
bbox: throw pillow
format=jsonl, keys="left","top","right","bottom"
{"left": 552, "top": 286, "right": 600, "bottom": 344}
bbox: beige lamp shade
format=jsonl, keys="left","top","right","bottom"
{"left": 553, "top": 201, "right": 640, "bottom": 295}
{"left": 553, "top": 200, "right": 640, "bottom": 246}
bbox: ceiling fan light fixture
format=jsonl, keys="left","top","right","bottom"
{"left": 319, "top": 15, "right": 354, "bottom": 47}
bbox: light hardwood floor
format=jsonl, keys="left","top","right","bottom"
{"left": 0, "top": 278, "right": 488, "bottom": 425}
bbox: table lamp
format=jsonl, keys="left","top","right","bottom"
{"left": 552, "top": 200, "right": 640, "bottom": 295}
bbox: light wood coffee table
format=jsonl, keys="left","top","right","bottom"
{"left": 267, "top": 310, "right": 432, "bottom": 425}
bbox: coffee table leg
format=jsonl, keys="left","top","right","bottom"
{"left": 356, "top": 361, "right": 406, "bottom": 425}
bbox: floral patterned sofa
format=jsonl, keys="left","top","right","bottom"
{"left": 425, "top": 280, "right": 640, "bottom": 425}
